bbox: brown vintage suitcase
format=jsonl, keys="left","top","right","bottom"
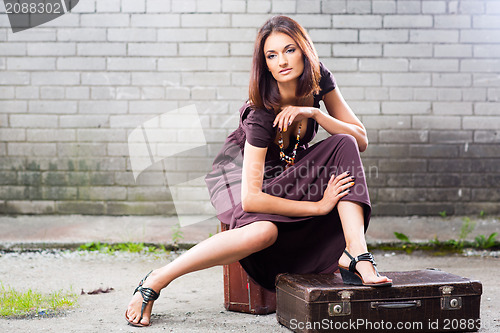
{"left": 276, "top": 269, "right": 482, "bottom": 332}
{"left": 221, "top": 222, "right": 276, "bottom": 314}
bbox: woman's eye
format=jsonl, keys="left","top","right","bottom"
{"left": 267, "top": 54, "right": 276, "bottom": 59}
{"left": 286, "top": 48, "right": 295, "bottom": 53}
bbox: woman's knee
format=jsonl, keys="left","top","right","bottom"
{"left": 246, "top": 221, "right": 278, "bottom": 250}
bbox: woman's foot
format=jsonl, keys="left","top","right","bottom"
{"left": 125, "top": 270, "right": 164, "bottom": 327}
{"left": 338, "top": 249, "right": 392, "bottom": 286}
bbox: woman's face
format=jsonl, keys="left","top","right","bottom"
{"left": 263, "top": 32, "right": 304, "bottom": 84}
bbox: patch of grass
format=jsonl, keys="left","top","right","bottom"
{"left": 0, "top": 284, "right": 78, "bottom": 318}
{"left": 78, "top": 242, "right": 168, "bottom": 255}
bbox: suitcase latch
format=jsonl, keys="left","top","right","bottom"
{"left": 440, "top": 285, "right": 462, "bottom": 310}
{"left": 328, "top": 290, "right": 353, "bottom": 316}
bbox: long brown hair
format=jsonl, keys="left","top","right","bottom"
{"left": 249, "top": 16, "right": 321, "bottom": 112}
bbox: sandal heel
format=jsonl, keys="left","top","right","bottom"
{"left": 339, "top": 266, "right": 363, "bottom": 286}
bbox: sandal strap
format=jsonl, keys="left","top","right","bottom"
{"left": 136, "top": 286, "right": 160, "bottom": 304}
{"left": 348, "top": 252, "right": 377, "bottom": 273}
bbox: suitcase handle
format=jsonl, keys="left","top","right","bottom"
{"left": 371, "top": 300, "right": 421, "bottom": 309}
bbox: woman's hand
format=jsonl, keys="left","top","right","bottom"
{"left": 316, "top": 172, "right": 355, "bottom": 215}
{"left": 272, "top": 106, "right": 317, "bottom": 132}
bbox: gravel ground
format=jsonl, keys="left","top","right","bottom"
{"left": 0, "top": 250, "right": 498, "bottom": 333}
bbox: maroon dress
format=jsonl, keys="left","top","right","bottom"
{"left": 204, "top": 63, "right": 371, "bottom": 290}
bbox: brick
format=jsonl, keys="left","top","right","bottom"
{"left": 90, "top": 87, "right": 115, "bottom": 100}
{"left": 363, "top": 144, "right": 408, "bottom": 158}
{"left": 77, "top": 43, "right": 126, "bottom": 56}
{"left": 181, "top": 14, "right": 231, "bottom": 27}
{"left": 158, "top": 28, "right": 207, "bottom": 42}
{"left": 463, "top": 116, "right": 500, "bottom": 129}
{"left": 0, "top": 129, "right": 25, "bottom": 141}
{"left": 108, "top": 28, "right": 156, "bottom": 42}
{"left": 474, "top": 45, "right": 500, "bottom": 58}
{"left": 432, "top": 73, "right": 471, "bottom": 87}
{"left": 396, "top": 0, "right": 421, "bottom": 13}
{"left": 81, "top": 14, "right": 129, "bottom": 27}
{"left": 8, "top": 143, "right": 57, "bottom": 156}
{"left": 437, "top": 88, "right": 461, "bottom": 101}
{"left": 7, "top": 57, "right": 55, "bottom": 71}
{"left": 463, "top": 88, "right": 486, "bottom": 102}
{"left": 179, "top": 42, "right": 228, "bottom": 56}
{"left": 487, "top": 1, "right": 500, "bottom": 13}
{"left": 117, "top": 87, "right": 141, "bottom": 100}
{"left": 57, "top": 201, "right": 105, "bottom": 215}
{"left": 58, "top": 28, "right": 106, "bottom": 41}
{"left": 332, "top": 15, "right": 381, "bottom": 28}
{"left": 31, "top": 72, "right": 80, "bottom": 85}
{"left": 410, "top": 144, "right": 460, "bottom": 158}
{"left": 334, "top": 73, "right": 381, "bottom": 87}
{"left": 383, "top": 43, "right": 432, "bottom": 58}
{"left": 410, "top": 59, "right": 459, "bottom": 72}
{"left": 462, "top": 60, "right": 500, "bottom": 73}
{"left": 0, "top": 71, "right": 29, "bottom": 85}
{"left": 57, "top": 57, "right": 105, "bottom": 70}
{"left": 40, "top": 87, "right": 65, "bottom": 100}
{"left": 81, "top": 72, "right": 131, "bottom": 86}
{"left": 289, "top": 14, "right": 331, "bottom": 28}
{"left": 230, "top": 14, "right": 270, "bottom": 27}
{"left": 473, "top": 74, "right": 500, "bottom": 87}
{"left": 412, "top": 88, "right": 438, "bottom": 101}
{"left": 389, "top": 87, "right": 412, "bottom": 100}
{"left": 458, "top": 1, "right": 485, "bottom": 14}
{"left": 127, "top": 43, "right": 177, "bottom": 57}
{"left": 433, "top": 102, "right": 472, "bottom": 116}
{"left": 430, "top": 130, "right": 473, "bottom": 143}
{"left": 360, "top": 29, "right": 408, "bottom": 42}
{"left": 142, "top": 87, "right": 166, "bottom": 99}
{"left": 107, "top": 57, "right": 156, "bottom": 71}
{"left": 363, "top": 115, "right": 411, "bottom": 129}
{"left": 384, "top": 15, "right": 433, "bottom": 28}
{"left": 334, "top": 44, "right": 382, "bottom": 57}
{"left": 309, "top": 29, "right": 358, "bottom": 43}
{"left": 131, "top": 14, "right": 180, "bottom": 27}
{"left": 96, "top": 0, "right": 120, "bottom": 12}
{"left": 10, "top": 115, "right": 58, "bottom": 128}
{"left": 127, "top": 187, "right": 170, "bottom": 201}
{"left": 0, "top": 101, "right": 27, "bottom": 113}
{"left": 461, "top": 144, "right": 500, "bottom": 158}
{"left": 322, "top": 58, "right": 358, "bottom": 72}
{"left": 171, "top": 0, "right": 196, "bottom": 12}
{"left": 192, "top": 87, "right": 217, "bottom": 100}
{"left": 207, "top": 57, "right": 251, "bottom": 71}
{"left": 29, "top": 101, "right": 77, "bottom": 114}
{"left": 0, "top": 43, "right": 26, "bottom": 56}
{"left": 7, "top": 29, "right": 56, "bottom": 42}
{"left": 359, "top": 58, "right": 408, "bottom": 72}
{"left": 475, "top": 102, "right": 500, "bottom": 115}
{"left": 223, "top": 0, "right": 247, "bottom": 12}
{"left": 474, "top": 131, "right": 500, "bottom": 143}
{"left": 461, "top": 30, "right": 500, "bottom": 43}
{"left": 182, "top": 72, "right": 231, "bottom": 86}
{"left": 379, "top": 159, "right": 427, "bottom": 173}
{"left": 434, "top": 15, "right": 471, "bottom": 28}
{"left": 379, "top": 130, "right": 428, "bottom": 143}
{"left": 410, "top": 30, "right": 459, "bottom": 43}
{"left": 27, "top": 129, "right": 75, "bottom": 142}
{"left": 413, "top": 116, "right": 462, "bottom": 129}
{"left": 372, "top": 1, "right": 396, "bottom": 14}
{"left": 347, "top": 0, "right": 371, "bottom": 13}
{"left": 147, "top": 0, "right": 171, "bottom": 12}
{"left": 79, "top": 101, "right": 127, "bottom": 114}
{"left": 422, "top": 1, "right": 447, "bottom": 14}
{"left": 4, "top": 201, "right": 55, "bottom": 214}
{"left": 208, "top": 28, "right": 257, "bottom": 41}
{"left": 321, "top": 0, "right": 347, "bottom": 13}
{"left": 434, "top": 44, "right": 472, "bottom": 58}
{"left": 129, "top": 101, "right": 179, "bottom": 114}
{"left": 122, "top": 0, "right": 146, "bottom": 12}
{"left": 382, "top": 101, "right": 431, "bottom": 114}
{"left": 86, "top": 187, "right": 127, "bottom": 200}
{"left": 383, "top": 73, "right": 430, "bottom": 87}
{"left": 17, "top": 171, "right": 42, "bottom": 186}
{"left": 428, "top": 159, "right": 471, "bottom": 172}
{"left": 487, "top": 88, "right": 500, "bottom": 101}
{"left": 77, "top": 129, "right": 125, "bottom": 142}
{"left": 132, "top": 72, "right": 182, "bottom": 86}
{"left": 27, "top": 42, "right": 75, "bottom": 56}
{"left": 247, "top": 0, "right": 271, "bottom": 13}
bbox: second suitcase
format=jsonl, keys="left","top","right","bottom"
{"left": 276, "top": 269, "right": 482, "bottom": 333}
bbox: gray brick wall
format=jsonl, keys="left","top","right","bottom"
{"left": 1, "top": 0, "right": 499, "bottom": 216}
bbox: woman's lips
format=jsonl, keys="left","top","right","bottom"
{"left": 279, "top": 68, "right": 292, "bottom": 75}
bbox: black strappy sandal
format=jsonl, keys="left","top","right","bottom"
{"left": 125, "top": 271, "right": 161, "bottom": 327}
{"left": 338, "top": 250, "right": 392, "bottom": 287}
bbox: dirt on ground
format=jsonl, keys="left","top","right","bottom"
{"left": 0, "top": 250, "right": 498, "bottom": 333}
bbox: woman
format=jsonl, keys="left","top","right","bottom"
{"left": 126, "top": 15, "right": 392, "bottom": 327}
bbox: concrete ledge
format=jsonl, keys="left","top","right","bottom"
{"left": 0, "top": 215, "right": 498, "bottom": 249}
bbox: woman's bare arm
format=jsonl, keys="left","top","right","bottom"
{"left": 241, "top": 141, "right": 353, "bottom": 216}
{"left": 313, "top": 88, "right": 368, "bottom": 152}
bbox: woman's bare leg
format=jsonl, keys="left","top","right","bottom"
{"left": 337, "top": 201, "right": 392, "bottom": 284}
{"left": 126, "top": 221, "right": 278, "bottom": 326}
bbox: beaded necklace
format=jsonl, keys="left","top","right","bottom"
{"left": 278, "top": 122, "right": 302, "bottom": 169}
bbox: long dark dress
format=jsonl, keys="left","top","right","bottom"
{"left": 204, "top": 63, "right": 371, "bottom": 290}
